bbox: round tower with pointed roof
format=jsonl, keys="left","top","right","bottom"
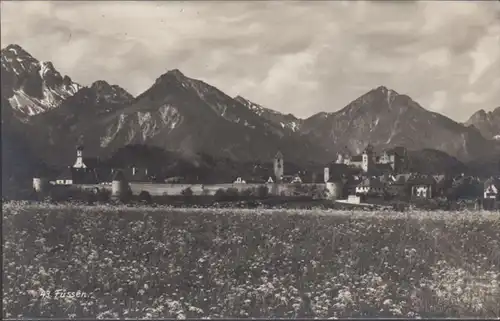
{"left": 111, "top": 170, "right": 130, "bottom": 200}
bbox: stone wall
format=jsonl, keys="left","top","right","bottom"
{"left": 69, "top": 181, "right": 343, "bottom": 200}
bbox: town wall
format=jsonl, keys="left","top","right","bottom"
{"left": 69, "top": 182, "right": 342, "bottom": 199}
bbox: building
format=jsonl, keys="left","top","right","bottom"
{"left": 432, "top": 174, "right": 453, "bottom": 197}
{"left": 483, "top": 177, "right": 500, "bottom": 210}
{"left": 355, "top": 177, "right": 386, "bottom": 196}
{"left": 273, "top": 151, "right": 284, "bottom": 183}
{"left": 68, "top": 146, "right": 152, "bottom": 185}
{"left": 165, "top": 176, "right": 184, "bottom": 183}
{"left": 408, "top": 174, "right": 436, "bottom": 199}
{"left": 122, "top": 166, "right": 150, "bottom": 182}
{"left": 484, "top": 178, "right": 500, "bottom": 199}
{"left": 387, "top": 173, "right": 412, "bottom": 199}
{"left": 233, "top": 177, "right": 247, "bottom": 184}
{"left": 71, "top": 145, "right": 112, "bottom": 184}
{"left": 54, "top": 166, "right": 73, "bottom": 185}
{"left": 281, "top": 175, "right": 302, "bottom": 184}
{"left": 335, "top": 145, "right": 407, "bottom": 174}
{"left": 270, "top": 151, "right": 302, "bottom": 184}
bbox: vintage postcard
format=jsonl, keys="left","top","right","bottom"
{"left": 2, "top": 0, "right": 500, "bottom": 319}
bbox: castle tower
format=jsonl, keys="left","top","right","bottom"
{"left": 273, "top": 151, "right": 284, "bottom": 183}
{"left": 73, "top": 145, "right": 86, "bottom": 168}
{"left": 111, "top": 170, "right": 130, "bottom": 201}
{"left": 362, "top": 145, "right": 374, "bottom": 173}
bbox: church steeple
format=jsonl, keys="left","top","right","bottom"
{"left": 73, "top": 144, "right": 86, "bottom": 168}
{"left": 76, "top": 145, "right": 83, "bottom": 158}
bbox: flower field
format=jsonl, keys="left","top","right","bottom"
{"left": 3, "top": 202, "right": 500, "bottom": 319}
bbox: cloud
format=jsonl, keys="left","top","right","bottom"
{"left": 1, "top": 0, "right": 499, "bottom": 122}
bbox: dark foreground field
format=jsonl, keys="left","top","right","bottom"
{"left": 3, "top": 202, "right": 500, "bottom": 319}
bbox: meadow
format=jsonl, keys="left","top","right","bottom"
{"left": 3, "top": 202, "right": 500, "bottom": 319}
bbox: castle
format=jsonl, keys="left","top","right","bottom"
{"left": 335, "top": 145, "right": 407, "bottom": 174}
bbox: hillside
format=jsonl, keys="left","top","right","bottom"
{"left": 406, "top": 149, "right": 468, "bottom": 175}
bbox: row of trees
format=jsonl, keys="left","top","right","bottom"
{"left": 180, "top": 185, "right": 270, "bottom": 201}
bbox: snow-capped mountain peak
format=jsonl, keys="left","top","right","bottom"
{"left": 234, "top": 95, "right": 303, "bottom": 133}
{"left": 1, "top": 44, "right": 82, "bottom": 118}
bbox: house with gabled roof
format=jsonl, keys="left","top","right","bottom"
{"left": 355, "top": 177, "right": 386, "bottom": 196}
{"left": 385, "top": 173, "right": 412, "bottom": 198}
{"left": 282, "top": 174, "right": 302, "bottom": 184}
{"left": 53, "top": 166, "right": 73, "bottom": 185}
{"left": 407, "top": 174, "right": 436, "bottom": 199}
{"left": 233, "top": 177, "right": 247, "bottom": 184}
{"left": 483, "top": 177, "right": 500, "bottom": 210}
{"left": 484, "top": 177, "right": 500, "bottom": 199}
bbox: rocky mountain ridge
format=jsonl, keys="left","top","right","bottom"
{"left": 1, "top": 44, "right": 81, "bottom": 119}
{"left": 234, "top": 96, "right": 303, "bottom": 133}
{"left": 1, "top": 44, "right": 499, "bottom": 174}
{"left": 465, "top": 107, "right": 500, "bottom": 141}
{"left": 298, "top": 86, "right": 499, "bottom": 162}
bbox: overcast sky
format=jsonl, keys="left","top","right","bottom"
{"left": 1, "top": 1, "right": 499, "bottom": 121}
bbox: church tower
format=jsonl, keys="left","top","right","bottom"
{"left": 73, "top": 145, "right": 86, "bottom": 169}
{"left": 273, "top": 151, "right": 284, "bottom": 183}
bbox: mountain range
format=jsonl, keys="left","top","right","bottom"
{"left": 1, "top": 44, "right": 499, "bottom": 196}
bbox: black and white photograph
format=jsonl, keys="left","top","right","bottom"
{"left": 2, "top": 0, "right": 500, "bottom": 319}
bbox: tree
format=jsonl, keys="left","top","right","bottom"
{"left": 86, "top": 191, "right": 96, "bottom": 205}
{"left": 181, "top": 187, "right": 194, "bottom": 204}
{"left": 240, "top": 188, "right": 253, "bottom": 199}
{"left": 138, "top": 191, "right": 152, "bottom": 204}
{"left": 214, "top": 188, "right": 227, "bottom": 201}
{"left": 312, "top": 186, "right": 328, "bottom": 199}
{"left": 181, "top": 187, "right": 193, "bottom": 197}
{"left": 225, "top": 188, "right": 239, "bottom": 200}
{"left": 96, "top": 189, "right": 111, "bottom": 203}
{"left": 256, "top": 185, "right": 269, "bottom": 199}
{"left": 119, "top": 187, "right": 133, "bottom": 204}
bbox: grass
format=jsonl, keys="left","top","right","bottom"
{"left": 2, "top": 201, "right": 500, "bottom": 319}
